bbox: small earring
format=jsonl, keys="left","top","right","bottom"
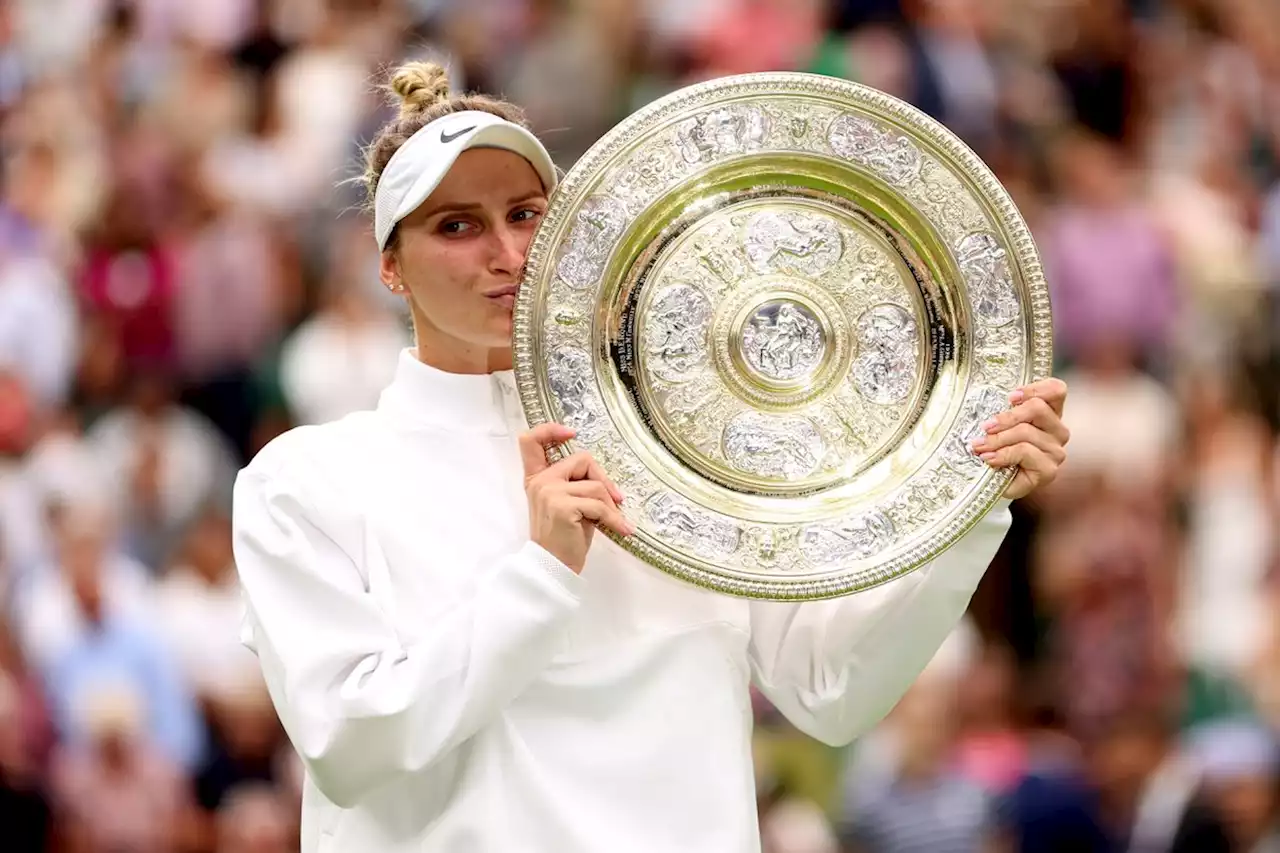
{"left": 388, "top": 282, "right": 405, "bottom": 294}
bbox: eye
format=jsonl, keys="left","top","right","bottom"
{"left": 439, "top": 219, "right": 476, "bottom": 236}
{"left": 511, "top": 207, "right": 543, "bottom": 224}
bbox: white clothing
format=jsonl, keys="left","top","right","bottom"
{"left": 231, "top": 349, "right": 1012, "bottom": 853}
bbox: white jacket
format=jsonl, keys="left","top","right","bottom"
{"left": 231, "top": 349, "right": 1012, "bottom": 853}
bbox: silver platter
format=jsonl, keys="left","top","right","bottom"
{"left": 513, "top": 72, "right": 1052, "bottom": 601}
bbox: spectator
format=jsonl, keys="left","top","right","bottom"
{"left": 39, "top": 501, "right": 204, "bottom": 772}
{"left": 834, "top": 675, "right": 1001, "bottom": 852}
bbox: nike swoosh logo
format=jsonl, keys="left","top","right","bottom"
{"left": 440, "top": 126, "right": 476, "bottom": 144}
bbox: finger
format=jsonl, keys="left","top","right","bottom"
{"left": 543, "top": 452, "right": 624, "bottom": 504}
{"left": 518, "top": 423, "right": 576, "bottom": 479}
{"left": 1009, "top": 377, "right": 1067, "bottom": 417}
{"left": 567, "top": 497, "right": 635, "bottom": 537}
{"left": 980, "top": 442, "right": 1060, "bottom": 480}
{"left": 982, "top": 396, "right": 1070, "bottom": 445}
{"left": 583, "top": 455, "right": 624, "bottom": 505}
{"left": 560, "top": 480, "right": 616, "bottom": 506}
{"left": 972, "top": 422, "right": 1066, "bottom": 462}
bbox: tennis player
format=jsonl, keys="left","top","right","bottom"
{"left": 231, "top": 61, "right": 1069, "bottom": 853}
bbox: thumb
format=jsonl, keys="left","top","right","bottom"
{"left": 518, "top": 422, "right": 575, "bottom": 479}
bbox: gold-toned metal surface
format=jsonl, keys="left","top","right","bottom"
{"left": 513, "top": 72, "right": 1052, "bottom": 601}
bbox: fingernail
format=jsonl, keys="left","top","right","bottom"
{"left": 981, "top": 419, "right": 998, "bottom": 432}
{"left": 1009, "top": 390, "right": 1025, "bottom": 404}
{"left": 981, "top": 452, "right": 997, "bottom": 461}
{"left": 970, "top": 438, "right": 986, "bottom": 451}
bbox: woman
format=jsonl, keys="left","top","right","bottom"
{"left": 231, "top": 61, "right": 1070, "bottom": 852}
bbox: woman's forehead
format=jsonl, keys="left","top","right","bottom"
{"left": 429, "top": 148, "right": 546, "bottom": 206}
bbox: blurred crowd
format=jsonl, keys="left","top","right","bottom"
{"left": 0, "top": 0, "right": 1277, "bottom": 851}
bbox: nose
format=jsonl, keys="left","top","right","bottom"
{"left": 489, "top": 222, "right": 529, "bottom": 278}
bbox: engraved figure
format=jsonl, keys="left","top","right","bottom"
{"left": 676, "top": 108, "right": 768, "bottom": 164}
{"left": 644, "top": 493, "right": 741, "bottom": 558}
{"left": 645, "top": 284, "right": 712, "bottom": 381}
{"left": 852, "top": 349, "right": 914, "bottom": 405}
{"left": 945, "top": 385, "right": 1009, "bottom": 471}
{"left": 557, "top": 197, "right": 628, "bottom": 290}
{"left": 723, "top": 413, "right": 825, "bottom": 480}
{"left": 547, "top": 347, "right": 604, "bottom": 439}
{"left": 857, "top": 304, "right": 917, "bottom": 355}
{"left": 852, "top": 303, "right": 919, "bottom": 405}
{"left": 827, "top": 114, "right": 922, "bottom": 186}
{"left": 613, "top": 147, "right": 679, "bottom": 213}
{"left": 698, "top": 244, "right": 746, "bottom": 288}
{"left": 742, "top": 302, "right": 825, "bottom": 381}
{"left": 956, "top": 232, "right": 1020, "bottom": 326}
{"left": 800, "top": 511, "right": 896, "bottom": 567}
{"left": 744, "top": 212, "right": 843, "bottom": 276}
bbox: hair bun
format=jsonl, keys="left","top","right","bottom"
{"left": 387, "top": 61, "right": 451, "bottom": 120}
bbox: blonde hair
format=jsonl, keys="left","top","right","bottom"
{"left": 360, "top": 61, "right": 529, "bottom": 249}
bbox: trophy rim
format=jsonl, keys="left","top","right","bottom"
{"left": 513, "top": 71, "right": 1052, "bottom": 601}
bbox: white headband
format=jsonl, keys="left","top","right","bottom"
{"left": 373, "top": 110, "right": 559, "bottom": 251}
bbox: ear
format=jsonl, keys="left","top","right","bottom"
{"left": 379, "top": 248, "right": 403, "bottom": 293}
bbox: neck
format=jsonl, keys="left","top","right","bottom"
{"left": 415, "top": 337, "right": 513, "bottom": 374}
{"left": 411, "top": 308, "right": 513, "bottom": 375}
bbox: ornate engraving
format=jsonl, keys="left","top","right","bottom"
{"left": 827, "top": 114, "right": 922, "bottom": 186}
{"left": 547, "top": 347, "right": 607, "bottom": 441}
{"left": 644, "top": 284, "right": 713, "bottom": 382}
{"left": 743, "top": 211, "right": 843, "bottom": 277}
{"left": 852, "top": 303, "right": 918, "bottom": 405}
{"left": 886, "top": 464, "right": 968, "bottom": 534}
{"left": 945, "top": 385, "right": 1010, "bottom": 472}
{"left": 973, "top": 326, "right": 1025, "bottom": 391}
{"left": 740, "top": 300, "right": 827, "bottom": 382}
{"left": 643, "top": 492, "right": 741, "bottom": 559}
{"left": 557, "top": 196, "right": 628, "bottom": 290}
{"left": 740, "top": 524, "right": 804, "bottom": 573}
{"left": 654, "top": 373, "right": 723, "bottom": 453}
{"left": 857, "top": 304, "right": 917, "bottom": 354}
{"left": 676, "top": 106, "right": 769, "bottom": 164}
{"left": 723, "top": 411, "right": 826, "bottom": 481}
{"left": 552, "top": 307, "right": 585, "bottom": 326}
{"left": 957, "top": 232, "right": 1020, "bottom": 327}
{"left": 611, "top": 144, "right": 683, "bottom": 215}
{"left": 800, "top": 511, "right": 896, "bottom": 567}
{"left": 852, "top": 349, "right": 915, "bottom": 405}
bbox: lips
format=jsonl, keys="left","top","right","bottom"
{"left": 485, "top": 285, "right": 518, "bottom": 308}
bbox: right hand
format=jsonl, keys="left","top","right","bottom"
{"left": 519, "top": 423, "right": 634, "bottom": 574}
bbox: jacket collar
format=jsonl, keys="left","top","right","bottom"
{"left": 377, "top": 348, "right": 521, "bottom": 435}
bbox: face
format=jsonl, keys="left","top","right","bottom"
{"left": 380, "top": 148, "right": 548, "bottom": 374}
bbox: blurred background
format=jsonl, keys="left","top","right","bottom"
{"left": 0, "top": 0, "right": 1277, "bottom": 850}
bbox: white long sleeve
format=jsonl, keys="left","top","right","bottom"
{"left": 747, "top": 500, "right": 1013, "bottom": 746}
{"left": 231, "top": 465, "right": 584, "bottom": 808}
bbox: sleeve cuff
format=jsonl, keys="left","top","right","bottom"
{"left": 519, "top": 540, "right": 585, "bottom": 600}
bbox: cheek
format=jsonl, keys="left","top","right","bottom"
{"left": 404, "top": 242, "right": 480, "bottom": 304}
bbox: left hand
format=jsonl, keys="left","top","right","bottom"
{"left": 971, "top": 378, "right": 1069, "bottom": 500}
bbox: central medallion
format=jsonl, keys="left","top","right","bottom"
{"left": 739, "top": 298, "right": 827, "bottom": 385}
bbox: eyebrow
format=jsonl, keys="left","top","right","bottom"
{"left": 421, "top": 191, "right": 547, "bottom": 220}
